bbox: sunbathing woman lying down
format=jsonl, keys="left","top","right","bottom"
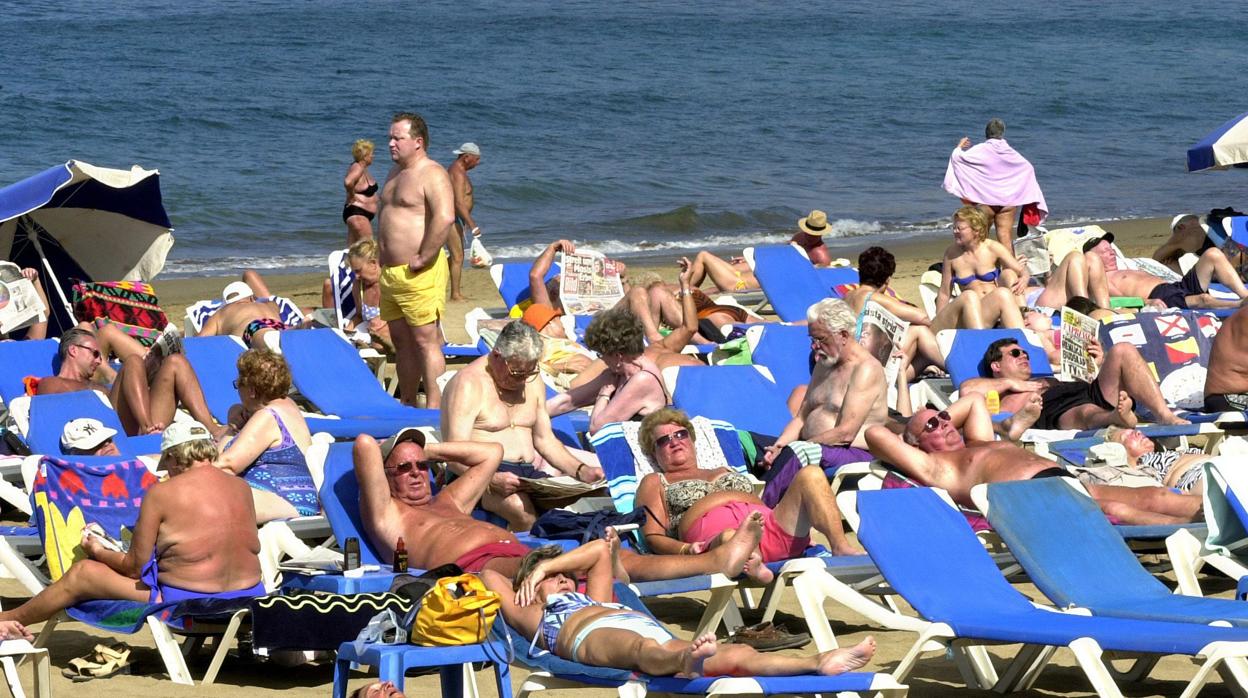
{"left": 481, "top": 528, "right": 874, "bottom": 678}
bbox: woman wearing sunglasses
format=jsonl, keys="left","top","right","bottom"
{"left": 633, "top": 409, "right": 863, "bottom": 583}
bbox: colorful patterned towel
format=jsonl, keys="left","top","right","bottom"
{"left": 72, "top": 281, "right": 169, "bottom": 346}
{"left": 1099, "top": 309, "right": 1221, "bottom": 410}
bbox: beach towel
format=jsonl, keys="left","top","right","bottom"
{"left": 72, "top": 281, "right": 169, "bottom": 346}
{"left": 1098, "top": 309, "right": 1220, "bottom": 410}
{"left": 943, "top": 139, "right": 1048, "bottom": 223}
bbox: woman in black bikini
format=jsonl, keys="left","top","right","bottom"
{"left": 344, "top": 139, "right": 379, "bottom": 245}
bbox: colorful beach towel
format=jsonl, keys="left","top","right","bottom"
{"left": 943, "top": 139, "right": 1048, "bottom": 223}
{"left": 1098, "top": 309, "right": 1220, "bottom": 410}
{"left": 72, "top": 281, "right": 169, "bottom": 346}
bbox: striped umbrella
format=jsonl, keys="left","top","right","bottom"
{"left": 1187, "top": 111, "right": 1248, "bottom": 172}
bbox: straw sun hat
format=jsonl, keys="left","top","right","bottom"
{"left": 798, "top": 210, "right": 831, "bottom": 236}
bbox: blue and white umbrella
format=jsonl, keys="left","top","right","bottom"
{"left": 1187, "top": 111, "right": 1248, "bottom": 172}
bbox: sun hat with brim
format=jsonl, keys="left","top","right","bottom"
{"left": 521, "top": 303, "right": 562, "bottom": 332}
{"left": 1081, "top": 231, "right": 1115, "bottom": 254}
{"left": 62, "top": 418, "right": 118, "bottom": 451}
{"left": 222, "top": 281, "right": 254, "bottom": 304}
{"left": 1170, "top": 213, "right": 1211, "bottom": 234}
{"left": 797, "top": 210, "right": 831, "bottom": 236}
{"left": 161, "top": 421, "right": 215, "bottom": 452}
{"left": 380, "top": 427, "right": 427, "bottom": 461}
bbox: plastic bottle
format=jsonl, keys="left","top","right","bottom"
{"left": 393, "top": 536, "right": 408, "bottom": 573}
{"left": 343, "top": 537, "right": 360, "bottom": 572}
{"left": 985, "top": 390, "right": 1000, "bottom": 414}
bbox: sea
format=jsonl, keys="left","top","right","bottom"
{"left": 2, "top": 0, "right": 1246, "bottom": 278}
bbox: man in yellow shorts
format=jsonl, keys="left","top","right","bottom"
{"left": 377, "top": 112, "right": 456, "bottom": 408}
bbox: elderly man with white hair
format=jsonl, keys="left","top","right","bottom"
{"left": 442, "top": 320, "right": 604, "bottom": 530}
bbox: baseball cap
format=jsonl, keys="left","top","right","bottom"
{"left": 380, "top": 427, "right": 428, "bottom": 461}
{"left": 1170, "top": 213, "right": 1210, "bottom": 234}
{"left": 1081, "top": 231, "right": 1115, "bottom": 254}
{"left": 61, "top": 418, "right": 118, "bottom": 452}
{"left": 453, "top": 142, "right": 481, "bottom": 157}
{"left": 222, "top": 281, "right": 254, "bottom": 304}
{"left": 161, "top": 420, "right": 215, "bottom": 452}
{"left": 521, "top": 302, "right": 562, "bottom": 332}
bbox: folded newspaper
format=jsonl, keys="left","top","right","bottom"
{"left": 559, "top": 250, "right": 624, "bottom": 316}
{"left": 856, "top": 300, "right": 909, "bottom": 409}
{"left": 519, "top": 474, "right": 605, "bottom": 500}
{"left": 0, "top": 262, "right": 46, "bottom": 334}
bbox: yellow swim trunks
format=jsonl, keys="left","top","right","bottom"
{"left": 379, "top": 251, "right": 448, "bottom": 326}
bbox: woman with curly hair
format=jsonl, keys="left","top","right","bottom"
{"left": 216, "top": 348, "right": 318, "bottom": 522}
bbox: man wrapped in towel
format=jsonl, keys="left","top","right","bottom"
{"left": 943, "top": 118, "right": 1047, "bottom": 251}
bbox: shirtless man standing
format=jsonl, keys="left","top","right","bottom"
{"left": 865, "top": 399, "right": 1202, "bottom": 525}
{"left": 1204, "top": 303, "right": 1248, "bottom": 411}
{"left": 1084, "top": 234, "right": 1248, "bottom": 309}
{"left": 961, "top": 336, "right": 1187, "bottom": 429}
{"left": 37, "top": 328, "right": 226, "bottom": 437}
{"left": 355, "top": 429, "right": 770, "bottom": 582}
{"left": 198, "top": 281, "right": 286, "bottom": 348}
{"left": 377, "top": 112, "right": 456, "bottom": 408}
{"left": 447, "top": 142, "right": 481, "bottom": 302}
{"left": 441, "top": 320, "right": 604, "bottom": 530}
{"left": 763, "top": 298, "right": 888, "bottom": 472}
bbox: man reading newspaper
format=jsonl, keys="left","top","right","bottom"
{"left": 0, "top": 263, "right": 48, "bottom": 338}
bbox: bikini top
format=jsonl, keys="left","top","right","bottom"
{"left": 661, "top": 471, "right": 754, "bottom": 534}
{"left": 360, "top": 182, "right": 378, "bottom": 197}
{"left": 533, "top": 591, "right": 627, "bottom": 655}
{"left": 953, "top": 268, "right": 999, "bottom": 288}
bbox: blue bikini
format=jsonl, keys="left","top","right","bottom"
{"left": 952, "top": 269, "right": 999, "bottom": 288}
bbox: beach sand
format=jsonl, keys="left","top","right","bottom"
{"left": 4, "top": 216, "right": 1221, "bottom": 697}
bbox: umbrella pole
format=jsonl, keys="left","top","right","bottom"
{"left": 26, "top": 227, "right": 74, "bottom": 321}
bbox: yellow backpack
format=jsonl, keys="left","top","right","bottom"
{"left": 409, "top": 574, "right": 501, "bottom": 646}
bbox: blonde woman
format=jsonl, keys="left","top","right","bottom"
{"left": 345, "top": 238, "right": 393, "bottom": 353}
{"left": 343, "top": 139, "right": 378, "bottom": 245}
{"left": 934, "top": 205, "right": 1026, "bottom": 332}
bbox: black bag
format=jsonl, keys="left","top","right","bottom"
{"left": 388, "top": 562, "right": 464, "bottom": 604}
{"left": 529, "top": 508, "right": 652, "bottom": 544}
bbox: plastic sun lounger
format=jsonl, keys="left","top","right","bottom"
{"left": 858, "top": 487, "right": 1248, "bottom": 697}
{"left": 973, "top": 479, "right": 1248, "bottom": 632}
{"left": 935, "top": 328, "right": 1052, "bottom": 390}
{"left": 1166, "top": 457, "right": 1248, "bottom": 597}
{"left": 183, "top": 334, "right": 248, "bottom": 424}
{"left": 23, "top": 390, "right": 161, "bottom": 457}
{"left": 491, "top": 260, "right": 560, "bottom": 311}
{"left": 662, "top": 365, "right": 792, "bottom": 437}
{"left": 500, "top": 583, "right": 908, "bottom": 698}
{"left": 746, "top": 245, "right": 837, "bottom": 322}
{"left": 183, "top": 295, "right": 306, "bottom": 337}
{"left": 744, "top": 324, "right": 812, "bottom": 397}
{"left": 0, "top": 338, "right": 58, "bottom": 406}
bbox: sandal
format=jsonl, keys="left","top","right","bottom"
{"left": 61, "top": 643, "right": 131, "bottom": 682}
{"left": 727, "top": 622, "right": 811, "bottom": 652}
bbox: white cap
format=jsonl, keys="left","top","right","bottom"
{"left": 222, "top": 281, "right": 254, "bottom": 304}
{"left": 1171, "top": 213, "right": 1210, "bottom": 234}
{"left": 161, "top": 420, "right": 214, "bottom": 452}
{"left": 61, "top": 418, "right": 118, "bottom": 452}
{"left": 379, "top": 427, "right": 428, "bottom": 461}
{"left": 453, "top": 142, "right": 481, "bottom": 157}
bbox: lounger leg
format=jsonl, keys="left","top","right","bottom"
{"left": 1, "top": 656, "right": 24, "bottom": 698}
{"left": 791, "top": 568, "right": 929, "bottom": 653}
{"left": 1166, "top": 528, "right": 1208, "bottom": 596}
{"left": 200, "top": 610, "right": 247, "bottom": 685}
{"left": 1208, "top": 654, "right": 1248, "bottom": 698}
{"left": 891, "top": 625, "right": 955, "bottom": 684}
{"left": 0, "top": 539, "right": 48, "bottom": 597}
{"left": 31, "top": 649, "right": 48, "bottom": 698}
{"left": 332, "top": 653, "right": 352, "bottom": 698}
{"left": 993, "top": 643, "right": 1055, "bottom": 692}
{"left": 493, "top": 656, "right": 513, "bottom": 698}
{"left": 757, "top": 572, "right": 789, "bottom": 624}
{"left": 146, "top": 616, "right": 194, "bottom": 685}
{"left": 951, "top": 644, "right": 999, "bottom": 691}
{"left": 697, "top": 584, "right": 739, "bottom": 638}
{"left": 1067, "top": 636, "right": 1125, "bottom": 698}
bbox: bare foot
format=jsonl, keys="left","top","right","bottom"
{"left": 678, "top": 633, "right": 718, "bottom": 678}
{"left": 1006, "top": 393, "right": 1043, "bottom": 439}
{"left": 715, "top": 511, "right": 765, "bottom": 579}
{"left": 1112, "top": 391, "right": 1138, "bottom": 428}
{"left": 743, "top": 552, "right": 776, "bottom": 585}
{"left": 827, "top": 539, "right": 866, "bottom": 556}
{"left": 817, "top": 636, "right": 876, "bottom": 675}
{"left": 604, "top": 527, "right": 631, "bottom": 584}
{"left": 1158, "top": 411, "right": 1192, "bottom": 425}
{"left": 451, "top": 294, "right": 466, "bottom": 302}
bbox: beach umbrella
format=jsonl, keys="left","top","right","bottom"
{"left": 0, "top": 161, "right": 174, "bottom": 335}
{"left": 1187, "top": 111, "right": 1248, "bottom": 172}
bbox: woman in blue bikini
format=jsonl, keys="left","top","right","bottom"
{"left": 482, "top": 527, "right": 875, "bottom": 678}
{"left": 934, "top": 206, "right": 1028, "bottom": 333}
{"left": 216, "top": 349, "right": 319, "bottom": 523}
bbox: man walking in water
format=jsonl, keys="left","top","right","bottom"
{"left": 378, "top": 112, "right": 456, "bottom": 408}
{"left": 447, "top": 142, "right": 482, "bottom": 302}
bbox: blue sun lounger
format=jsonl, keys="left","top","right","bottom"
{"left": 25, "top": 390, "right": 161, "bottom": 457}
{"left": 746, "top": 324, "right": 812, "bottom": 397}
{"left": 0, "top": 338, "right": 58, "bottom": 405}
{"left": 748, "top": 245, "right": 839, "bottom": 322}
{"left": 666, "top": 365, "right": 792, "bottom": 437}
{"left": 973, "top": 479, "right": 1248, "bottom": 629}
{"left": 491, "top": 261, "right": 560, "bottom": 311}
{"left": 935, "top": 328, "right": 1052, "bottom": 390}
{"left": 858, "top": 487, "right": 1248, "bottom": 696}
{"left": 184, "top": 335, "right": 248, "bottom": 424}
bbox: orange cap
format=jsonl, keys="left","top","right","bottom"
{"left": 521, "top": 302, "right": 562, "bottom": 332}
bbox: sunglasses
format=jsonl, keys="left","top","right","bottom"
{"left": 922, "top": 411, "right": 952, "bottom": 433}
{"left": 384, "top": 459, "right": 438, "bottom": 475}
{"left": 74, "top": 344, "right": 102, "bottom": 359}
{"left": 1002, "top": 348, "right": 1026, "bottom": 359}
{"left": 655, "top": 428, "right": 690, "bottom": 449}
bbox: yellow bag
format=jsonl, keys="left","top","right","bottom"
{"left": 409, "top": 574, "right": 500, "bottom": 646}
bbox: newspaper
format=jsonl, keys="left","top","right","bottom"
{"left": 1060, "top": 306, "right": 1100, "bottom": 383}
{"left": 558, "top": 251, "right": 624, "bottom": 316}
{"left": 0, "top": 262, "right": 45, "bottom": 334}
{"left": 519, "top": 474, "right": 605, "bottom": 503}
{"left": 856, "top": 300, "right": 909, "bottom": 408}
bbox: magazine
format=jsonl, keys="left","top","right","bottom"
{"left": 0, "top": 262, "right": 46, "bottom": 334}
{"left": 856, "top": 300, "right": 909, "bottom": 408}
{"left": 558, "top": 251, "right": 624, "bottom": 316}
{"left": 1060, "top": 305, "right": 1100, "bottom": 383}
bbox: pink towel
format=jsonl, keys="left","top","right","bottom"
{"left": 943, "top": 139, "right": 1048, "bottom": 223}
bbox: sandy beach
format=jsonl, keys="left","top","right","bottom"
{"left": 2, "top": 215, "right": 1225, "bottom": 697}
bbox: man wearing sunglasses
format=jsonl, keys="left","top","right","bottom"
{"left": 355, "top": 428, "right": 773, "bottom": 582}
{"left": 36, "top": 327, "right": 226, "bottom": 438}
{"left": 962, "top": 336, "right": 1187, "bottom": 431}
{"left": 442, "top": 321, "right": 604, "bottom": 530}
{"left": 865, "top": 397, "right": 1202, "bottom": 525}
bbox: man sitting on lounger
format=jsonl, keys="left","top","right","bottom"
{"left": 198, "top": 279, "right": 288, "bottom": 348}
{"left": 1204, "top": 303, "right": 1248, "bottom": 412}
{"left": 865, "top": 397, "right": 1202, "bottom": 524}
{"left": 1084, "top": 232, "right": 1248, "bottom": 309}
{"left": 0, "top": 421, "right": 264, "bottom": 626}
{"left": 355, "top": 429, "right": 775, "bottom": 582}
{"left": 442, "top": 320, "right": 604, "bottom": 530}
{"left": 36, "top": 327, "right": 227, "bottom": 438}
{"left": 961, "top": 337, "right": 1188, "bottom": 430}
